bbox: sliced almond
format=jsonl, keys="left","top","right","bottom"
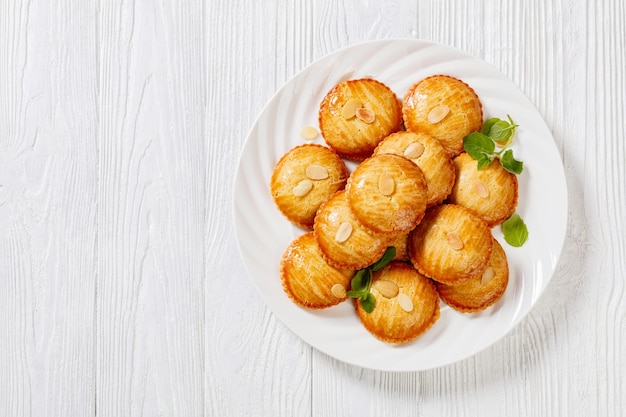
{"left": 341, "top": 99, "right": 362, "bottom": 119}
{"left": 292, "top": 179, "right": 313, "bottom": 197}
{"left": 373, "top": 280, "right": 399, "bottom": 299}
{"left": 481, "top": 266, "right": 496, "bottom": 285}
{"left": 335, "top": 222, "right": 353, "bottom": 243}
{"left": 446, "top": 231, "right": 464, "bottom": 250}
{"left": 474, "top": 179, "right": 490, "bottom": 198}
{"left": 355, "top": 107, "right": 375, "bottom": 124}
{"left": 427, "top": 104, "right": 450, "bottom": 124}
{"left": 403, "top": 141, "right": 425, "bottom": 159}
{"left": 397, "top": 293, "right": 414, "bottom": 312}
{"left": 299, "top": 126, "right": 319, "bottom": 140}
{"left": 378, "top": 173, "right": 395, "bottom": 196}
{"left": 305, "top": 164, "right": 329, "bottom": 180}
{"left": 331, "top": 283, "right": 347, "bottom": 298}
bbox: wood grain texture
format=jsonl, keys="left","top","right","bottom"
{"left": 0, "top": 0, "right": 625, "bottom": 416}
{"left": 0, "top": 0, "right": 97, "bottom": 415}
{"left": 96, "top": 0, "right": 205, "bottom": 416}
{"left": 205, "top": 2, "right": 312, "bottom": 416}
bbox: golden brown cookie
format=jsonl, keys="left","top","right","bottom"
{"left": 447, "top": 152, "right": 518, "bottom": 227}
{"left": 355, "top": 262, "right": 440, "bottom": 344}
{"left": 270, "top": 144, "right": 349, "bottom": 229}
{"left": 319, "top": 78, "right": 403, "bottom": 161}
{"left": 346, "top": 154, "right": 428, "bottom": 235}
{"left": 373, "top": 131, "right": 455, "bottom": 206}
{"left": 408, "top": 204, "right": 492, "bottom": 285}
{"left": 281, "top": 232, "right": 355, "bottom": 309}
{"left": 402, "top": 75, "right": 483, "bottom": 157}
{"left": 313, "top": 190, "right": 391, "bottom": 270}
{"left": 436, "top": 238, "right": 509, "bottom": 312}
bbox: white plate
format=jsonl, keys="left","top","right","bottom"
{"left": 233, "top": 39, "right": 567, "bottom": 371}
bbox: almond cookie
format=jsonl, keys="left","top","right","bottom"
{"left": 347, "top": 154, "right": 428, "bottom": 235}
{"left": 436, "top": 238, "right": 509, "bottom": 312}
{"left": 319, "top": 78, "right": 403, "bottom": 161}
{"left": 402, "top": 75, "right": 483, "bottom": 157}
{"left": 355, "top": 262, "right": 440, "bottom": 344}
{"left": 271, "top": 144, "right": 349, "bottom": 229}
{"left": 408, "top": 204, "right": 493, "bottom": 285}
{"left": 281, "top": 232, "right": 355, "bottom": 309}
{"left": 373, "top": 131, "right": 455, "bottom": 206}
{"left": 447, "top": 152, "right": 518, "bottom": 227}
{"left": 313, "top": 190, "right": 391, "bottom": 270}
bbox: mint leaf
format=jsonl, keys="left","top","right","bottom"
{"left": 476, "top": 154, "right": 494, "bottom": 170}
{"left": 463, "top": 132, "right": 495, "bottom": 160}
{"left": 347, "top": 247, "right": 397, "bottom": 313}
{"left": 370, "top": 247, "right": 396, "bottom": 271}
{"left": 491, "top": 115, "right": 519, "bottom": 146}
{"left": 364, "top": 269, "right": 373, "bottom": 293}
{"left": 487, "top": 120, "right": 515, "bottom": 143}
{"left": 464, "top": 115, "right": 523, "bottom": 175}
{"left": 347, "top": 269, "right": 373, "bottom": 299}
{"left": 347, "top": 269, "right": 368, "bottom": 297}
{"left": 500, "top": 149, "right": 524, "bottom": 174}
{"left": 360, "top": 292, "right": 376, "bottom": 313}
{"left": 481, "top": 117, "right": 500, "bottom": 135}
{"left": 501, "top": 214, "right": 529, "bottom": 247}
{"left": 507, "top": 114, "right": 517, "bottom": 126}
{"left": 346, "top": 290, "right": 363, "bottom": 298}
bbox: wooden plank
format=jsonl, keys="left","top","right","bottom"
{"left": 0, "top": 1, "right": 97, "bottom": 416}
{"left": 96, "top": 0, "right": 205, "bottom": 415}
{"left": 581, "top": 1, "right": 626, "bottom": 416}
{"left": 204, "top": 1, "right": 313, "bottom": 416}
{"left": 0, "top": 0, "right": 620, "bottom": 415}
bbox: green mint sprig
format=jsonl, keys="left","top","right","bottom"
{"left": 482, "top": 115, "right": 518, "bottom": 146}
{"left": 501, "top": 214, "right": 529, "bottom": 247}
{"left": 347, "top": 246, "right": 396, "bottom": 313}
{"left": 463, "top": 115, "right": 524, "bottom": 174}
{"left": 465, "top": 115, "right": 529, "bottom": 247}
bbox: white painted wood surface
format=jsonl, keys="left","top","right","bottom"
{"left": 0, "top": 0, "right": 624, "bottom": 416}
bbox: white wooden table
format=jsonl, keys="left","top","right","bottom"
{"left": 1, "top": 0, "right": 624, "bottom": 415}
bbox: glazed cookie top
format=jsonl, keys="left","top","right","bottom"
{"left": 373, "top": 131, "right": 455, "bottom": 206}
{"left": 319, "top": 78, "right": 403, "bottom": 161}
{"left": 447, "top": 152, "right": 519, "bottom": 227}
{"left": 355, "top": 262, "right": 440, "bottom": 344}
{"left": 347, "top": 153, "right": 428, "bottom": 235}
{"left": 270, "top": 144, "right": 349, "bottom": 229}
{"left": 436, "top": 237, "right": 509, "bottom": 313}
{"left": 280, "top": 232, "right": 355, "bottom": 309}
{"left": 313, "top": 190, "right": 391, "bottom": 270}
{"left": 408, "top": 204, "right": 493, "bottom": 285}
{"left": 402, "top": 75, "right": 483, "bottom": 157}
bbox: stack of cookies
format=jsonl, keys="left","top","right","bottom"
{"left": 270, "top": 75, "right": 518, "bottom": 344}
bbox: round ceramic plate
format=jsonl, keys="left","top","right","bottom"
{"left": 233, "top": 39, "right": 567, "bottom": 371}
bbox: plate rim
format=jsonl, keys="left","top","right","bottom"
{"left": 232, "top": 38, "right": 569, "bottom": 371}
